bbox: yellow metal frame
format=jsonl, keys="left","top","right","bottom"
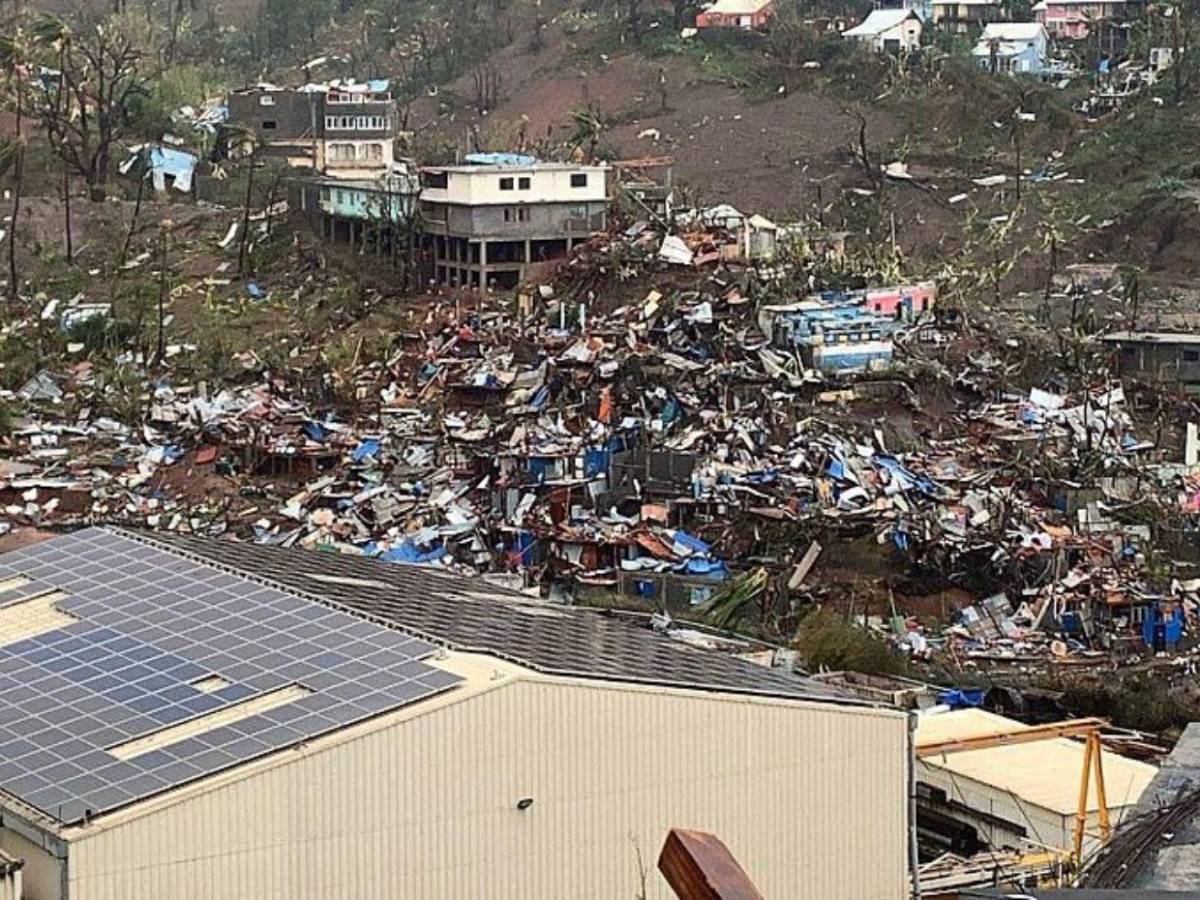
{"left": 916, "top": 716, "right": 1113, "bottom": 867}
{"left": 1073, "top": 730, "right": 1112, "bottom": 865}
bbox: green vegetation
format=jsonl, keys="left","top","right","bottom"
{"left": 1063, "top": 87, "right": 1200, "bottom": 223}
{"left": 1063, "top": 678, "right": 1200, "bottom": 734}
{"left": 797, "top": 609, "right": 909, "bottom": 676}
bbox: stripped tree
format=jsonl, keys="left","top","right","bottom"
{"left": 28, "top": 14, "right": 151, "bottom": 201}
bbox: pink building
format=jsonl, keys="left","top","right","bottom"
{"left": 1034, "top": 0, "right": 1132, "bottom": 39}
{"left": 695, "top": 0, "right": 776, "bottom": 29}
{"left": 865, "top": 282, "right": 937, "bottom": 318}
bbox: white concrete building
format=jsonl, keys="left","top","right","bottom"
{"left": 843, "top": 9, "right": 924, "bottom": 52}
{"left": 0, "top": 528, "right": 912, "bottom": 900}
{"left": 420, "top": 156, "right": 609, "bottom": 289}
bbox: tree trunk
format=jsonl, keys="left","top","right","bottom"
{"left": 8, "top": 59, "right": 23, "bottom": 301}
{"left": 120, "top": 169, "right": 146, "bottom": 271}
{"left": 63, "top": 162, "right": 73, "bottom": 263}
{"left": 238, "top": 151, "right": 257, "bottom": 274}
{"left": 155, "top": 226, "right": 168, "bottom": 367}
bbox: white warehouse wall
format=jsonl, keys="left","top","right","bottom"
{"left": 62, "top": 668, "right": 908, "bottom": 900}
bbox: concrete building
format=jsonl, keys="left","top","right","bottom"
{"left": 915, "top": 709, "right": 1155, "bottom": 859}
{"left": 225, "top": 81, "right": 396, "bottom": 179}
{"left": 290, "top": 163, "right": 420, "bottom": 249}
{"left": 0, "top": 528, "right": 911, "bottom": 900}
{"left": 1034, "top": 0, "right": 1137, "bottom": 38}
{"left": 973, "top": 22, "right": 1050, "bottom": 75}
{"left": 695, "top": 0, "right": 776, "bottom": 29}
{"left": 1101, "top": 331, "right": 1200, "bottom": 395}
{"left": 843, "top": 9, "right": 924, "bottom": 52}
{"left": 932, "top": 0, "right": 1003, "bottom": 31}
{"left": 420, "top": 156, "right": 609, "bottom": 289}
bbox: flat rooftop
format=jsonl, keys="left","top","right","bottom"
{"left": 423, "top": 162, "right": 607, "bottom": 174}
{"left": 1100, "top": 331, "right": 1200, "bottom": 345}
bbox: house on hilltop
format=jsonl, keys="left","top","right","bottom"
{"left": 843, "top": 8, "right": 924, "bottom": 52}
{"left": 973, "top": 22, "right": 1050, "bottom": 75}
{"left": 695, "top": 0, "right": 776, "bottom": 29}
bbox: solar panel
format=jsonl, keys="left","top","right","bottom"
{"left": 0, "top": 528, "right": 461, "bottom": 824}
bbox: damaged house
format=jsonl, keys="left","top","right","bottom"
{"left": 224, "top": 80, "right": 397, "bottom": 178}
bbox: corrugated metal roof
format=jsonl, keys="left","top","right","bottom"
{"left": 701, "top": 0, "right": 774, "bottom": 14}
{"left": 844, "top": 9, "right": 918, "bottom": 36}
{"left": 916, "top": 709, "right": 1156, "bottom": 816}
{"left": 1101, "top": 331, "right": 1200, "bottom": 345}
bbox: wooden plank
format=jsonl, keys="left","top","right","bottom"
{"left": 658, "top": 828, "right": 764, "bottom": 900}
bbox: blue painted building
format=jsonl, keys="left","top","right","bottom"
{"left": 759, "top": 300, "right": 901, "bottom": 373}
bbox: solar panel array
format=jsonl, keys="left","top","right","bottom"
{"left": 0, "top": 528, "right": 461, "bottom": 824}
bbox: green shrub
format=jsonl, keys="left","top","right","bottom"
{"left": 797, "top": 609, "right": 909, "bottom": 675}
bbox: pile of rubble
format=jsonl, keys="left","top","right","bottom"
{"left": 4, "top": 197, "right": 1200, "bottom": 677}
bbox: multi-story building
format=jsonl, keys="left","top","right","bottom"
{"left": 419, "top": 154, "right": 609, "bottom": 290}
{"left": 225, "top": 81, "right": 396, "bottom": 179}
{"left": 290, "top": 163, "right": 421, "bottom": 247}
{"left": 931, "top": 0, "right": 1003, "bottom": 31}
{"left": 1033, "top": 0, "right": 1137, "bottom": 38}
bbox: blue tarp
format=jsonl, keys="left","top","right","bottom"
{"left": 584, "top": 447, "right": 609, "bottom": 478}
{"left": 352, "top": 439, "right": 381, "bottom": 462}
{"left": 380, "top": 539, "right": 447, "bottom": 565}
{"left": 874, "top": 454, "right": 939, "bottom": 497}
{"left": 147, "top": 146, "right": 198, "bottom": 181}
{"left": 680, "top": 558, "right": 730, "bottom": 580}
{"left": 1142, "top": 604, "right": 1184, "bottom": 650}
{"left": 743, "top": 469, "right": 777, "bottom": 485}
{"left": 247, "top": 282, "right": 265, "bottom": 300}
{"left": 512, "top": 531, "right": 536, "bottom": 567}
{"left": 670, "top": 530, "right": 711, "bottom": 556}
{"left": 527, "top": 457, "right": 552, "bottom": 481}
{"left": 938, "top": 689, "right": 985, "bottom": 709}
{"left": 303, "top": 421, "right": 327, "bottom": 443}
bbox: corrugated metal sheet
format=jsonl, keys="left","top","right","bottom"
{"left": 0, "top": 846, "right": 21, "bottom": 900}
{"left": 68, "top": 670, "right": 907, "bottom": 900}
{"left": 0, "top": 830, "right": 47, "bottom": 900}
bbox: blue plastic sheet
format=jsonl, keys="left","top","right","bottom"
{"left": 583, "top": 448, "right": 609, "bottom": 478}
{"left": 938, "top": 689, "right": 985, "bottom": 709}
{"left": 352, "top": 439, "right": 381, "bottom": 462}
{"left": 380, "top": 540, "right": 447, "bottom": 565}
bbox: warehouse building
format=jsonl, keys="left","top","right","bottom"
{"left": 0, "top": 528, "right": 910, "bottom": 900}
